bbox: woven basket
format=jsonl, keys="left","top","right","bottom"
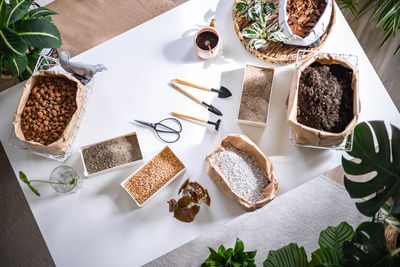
{"left": 385, "top": 224, "right": 400, "bottom": 251}
{"left": 232, "top": 0, "right": 336, "bottom": 64}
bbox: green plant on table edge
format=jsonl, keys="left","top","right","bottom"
{"left": 0, "top": 0, "right": 62, "bottom": 80}
{"left": 201, "top": 121, "right": 400, "bottom": 266}
{"left": 337, "top": 0, "right": 400, "bottom": 54}
{"left": 19, "top": 171, "right": 77, "bottom": 196}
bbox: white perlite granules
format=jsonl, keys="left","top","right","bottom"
{"left": 211, "top": 143, "right": 269, "bottom": 203}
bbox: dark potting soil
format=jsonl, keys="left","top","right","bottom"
{"left": 196, "top": 31, "right": 218, "bottom": 50}
{"left": 297, "top": 62, "right": 354, "bottom": 133}
{"left": 82, "top": 133, "right": 143, "bottom": 174}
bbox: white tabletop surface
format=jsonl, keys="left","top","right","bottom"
{"left": 1, "top": 0, "right": 399, "bottom": 266}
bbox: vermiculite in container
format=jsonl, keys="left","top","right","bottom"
{"left": 238, "top": 65, "right": 274, "bottom": 126}
{"left": 211, "top": 143, "right": 269, "bottom": 203}
{"left": 81, "top": 132, "right": 143, "bottom": 176}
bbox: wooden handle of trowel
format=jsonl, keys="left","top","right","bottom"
{"left": 175, "top": 78, "right": 211, "bottom": 92}
{"left": 172, "top": 112, "right": 207, "bottom": 124}
{"left": 171, "top": 82, "right": 203, "bottom": 104}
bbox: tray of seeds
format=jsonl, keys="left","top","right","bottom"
{"left": 238, "top": 65, "right": 274, "bottom": 127}
{"left": 121, "top": 146, "right": 185, "bottom": 207}
{"left": 80, "top": 132, "right": 143, "bottom": 177}
{"left": 205, "top": 134, "right": 278, "bottom": 211}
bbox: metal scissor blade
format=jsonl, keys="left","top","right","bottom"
{"left": 134, "top": 120, "right": 154, "bottom": 128}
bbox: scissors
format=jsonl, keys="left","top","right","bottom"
{"left": 134, "top": 118, "right": 182, "bottom": 143}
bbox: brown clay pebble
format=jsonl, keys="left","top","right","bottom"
{"left": 20, "top": 76, "right": 78, "bottom": 145}
{"left": 238, "top": 65, "right": 273, "bottom": 124}
{"left": 286, "top": 0, "right": 327, "bottom": 38}
{"left": 82, "top": 133, "right": 143, "bottom": 174}
{"left": 297, "top": 62, "right": 354, "bottom": 133}
{"left": 124, "top": 146, "right": 185, "bottom": 205}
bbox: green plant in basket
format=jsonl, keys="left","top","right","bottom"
{"left": 0, "top": 0, "right": 62, "bottom": 80}
{"left": 236, "top": 0, "right": 288, "bottom": 50}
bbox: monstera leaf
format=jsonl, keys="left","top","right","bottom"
{"left": 342, "top": 222, "right": 400, "bottom": 266}
{"left": 342, "top": 121, "right": 400, "bottom": 217}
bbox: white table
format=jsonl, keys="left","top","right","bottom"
{"left": 0, "top": 0, "right": 399, "bottom": 266}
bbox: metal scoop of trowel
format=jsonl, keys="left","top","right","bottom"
{"left": 59, "top": 51, "right": 107, "bottom": 84}
{"left": 172, "top": 112, "right": 221, "bottom": 131}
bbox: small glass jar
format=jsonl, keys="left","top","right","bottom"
{"left": 50, "top": 165, "right": 82, "bottom": 193}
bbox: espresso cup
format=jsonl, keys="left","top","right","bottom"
{"left": 194, "top": 19, "right": 222, "bottom": 59}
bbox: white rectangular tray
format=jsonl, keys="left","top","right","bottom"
{"left": 120, "top": 146, "right": 185, "bottom": 207}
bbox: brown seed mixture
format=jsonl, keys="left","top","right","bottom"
{"left": 297, "top": 62, "right": 354, "bottom": 133}
{"left": 82, "top": 133, "right": 143, "bottom": 174}
{"left": 20, "top": 76, "right": 78, "bottom": 145}
{"left": 238, "top": 65, "right": 273, "bottom": 123}
{"left": 124, "top": 146, "right": 185, "bottom": 205}
{"left": 287, "top": 0, "right": 327, "bottom": 38}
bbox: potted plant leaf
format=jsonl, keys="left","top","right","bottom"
{"left": 0, "top": 0, "right": 62, "bottom": 91}
{"left": 342, "top": 121, "right": 400, "bottom": 252}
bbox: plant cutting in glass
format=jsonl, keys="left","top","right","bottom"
{"left": 0, "top": 0, "right": 62, "bottom": 80}
{"left": 19, "top": 171, "right": 77, "bottom": 196}
{"left": 336, "top": 0, "right": 400, "bottom": 54}
{"left": 236, "top": 0, "right": 288, "bottom": 51}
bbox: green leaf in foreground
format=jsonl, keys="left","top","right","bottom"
{"left": 19, "top": 171, "right": 40, "bottom": 196}
{"left": 342, "top": 221, "right": 400, "bottom": 266}
{"left": 202, "top": 237, "right": 256, "bottom": 267}
{"left": 319, "top": 221, "right": 354, "bottom": 251}
{"left": 342, "top": 121, "right": 400, "bottom": 216}
{"left": 3, "top": 52, "right": 27, "bottom": 76}
{"left": 28, "top": 7, "right": 58, "bottom": 18}
{"left": 310, "top": 247, "right": 341, "bottom": 266}
{"left": 15, "top": 18, "right": 62, "bottom": 48}
{"left": 263, "top": 243, "right": 310, "bottom": 267}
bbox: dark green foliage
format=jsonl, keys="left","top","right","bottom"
{"left": 342, "top": 121, "right": 400, "bottom": 217}
{"left": 202, "top": 238, "right": 256, "bottom": 267}
{"left": 342, "top": 222, "right": 400, "bottom": 266}
{"left": 0, "top": 0, "right": 61, "bottom": 79}
{"left": 337, "top": 0, "right": 400, "bottom": 54}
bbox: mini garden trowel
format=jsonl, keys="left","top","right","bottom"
{"left": 175, "top": 78, "right": 232, "bottom": 98}
{"left": 172, "top": 112, "right": 221, "bottom": 131}
{"left": 170, "top": 82, "right": 223, "bottom": 116}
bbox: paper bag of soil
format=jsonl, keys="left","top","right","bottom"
{"left": 278, "top": 0, "right": 333, "bottom": 46}
{"left": 287, "top": 53, "right": 360, "bottom": 147}
{"left": 13, "top": 70, "right": 88, "bottom": 156}
{"left": 205, "top": 134, "right": 278, "bottom": 211}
